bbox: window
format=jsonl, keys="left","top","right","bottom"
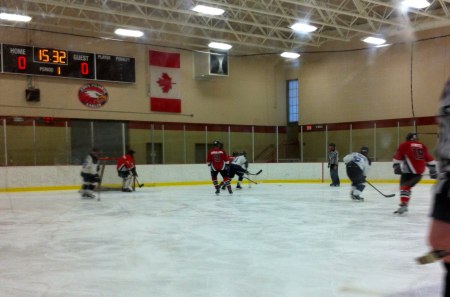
{"left": 287, "top": 79, "right": 299, "bottom": 124}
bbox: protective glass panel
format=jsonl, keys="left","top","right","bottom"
{"left": 0, "top": 120, "right": 5, "bottom": 166}
{"left": 375, "top": 127, "right": 398, "bottom": 161}
{"left": 164, "top": 125, "right": 185, "bottom": 164}
{"left": 254, "top": 126, "right": 277, "bottom": 163}
{"left": 6, "top": 118, "right": 35, "bottom": 166}
{"left": 416, "top": 124, "right": 438, "bottom": 156}
{"left": 35, "top": 122, "right": 69, "bottom": 165}
{"left": 302, "top": 130, "right": 326, "bottom": 162}
{"left": 327, "top": 126, "right": 351, "bottom": 161}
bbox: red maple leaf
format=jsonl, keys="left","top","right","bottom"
{"left": 157, "top": 72, "right": 173, "bottom": 93}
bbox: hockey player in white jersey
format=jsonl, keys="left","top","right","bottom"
{"left": 221, "top": 151, "right": 249, "bottom": 190}
{"left": 343, "top": 146, "right": 371, "bottom": 201}
{"left": 80, "top": 148, "right": 101, "bottom": 199}
{"left": 231, "top": 151, "right": 249, "bottom": 189}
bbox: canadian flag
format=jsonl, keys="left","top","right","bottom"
{"left": 149, "top": 50, "right": 181, "bottom": 113}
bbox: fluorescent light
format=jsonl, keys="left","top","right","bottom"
{"left": 0, "top": 13, "right": 32, "bottom": 22}
{"left": 375, "top": 43, "right": 391, "bottom": 48}
{"left": 192, "top": 5, "right": 224, "bottom": 16}
{"left": 208, "top": 42, "right": 232, "bottom": 50}
{"left": 362, "top": 36, "right": 386, "bottom": 45}
{"left": 281, "top": 52, "right": 300, "bottom": 59}
{"left": 114, "top": 28, "right": 144, "bottom": 37}
{"left": 401, "top": 0, "right": 430, "bottom": 9}
{"left": 290, "top": 22, "right": 317, "bottom": 33}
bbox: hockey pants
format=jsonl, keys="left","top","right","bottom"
{"left": 399, "top": 173, "right": 422, "bottom": 205}
{"left": 118, "top": 171, "right": 133, "bottom": 190}
{"left": 346, "top": 163, "right": 365, "bottom": 196}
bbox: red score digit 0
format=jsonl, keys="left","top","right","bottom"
{"left": 17, "top": 56, "right": 27, "bottom": 70}
{"left": 80, "top": 62, "right": 89, "bottom": 75}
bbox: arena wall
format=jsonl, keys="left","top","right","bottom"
{"left": 0, "top": 162, "right": 435, "bottom": 192}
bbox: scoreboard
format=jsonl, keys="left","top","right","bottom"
{"left": 0, "top": 43, "right": 135, "bottom": 83}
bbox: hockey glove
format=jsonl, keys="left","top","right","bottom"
{"left": 427, "top": 165, "right": 437, "bottom": 179}
{"left": 93, "top": 174, "right": 101, "bottom": 183}
{"left": 393, "top": 163, "right": 402, "bottom": 175}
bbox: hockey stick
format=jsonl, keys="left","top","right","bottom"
{"left": 366, "top": 180, "right": 395, "bottom": 198}
{"left": 134, "top": 177, "right": 144, "bottom": 188}
{"left": 246, "top": 169, "right": 262, "bottom": 176}
{"left": 243, "top": 176, "right": 258, "bottom": 184}
{"left": 416, "top": 250, "right": 449, "bottom": 264}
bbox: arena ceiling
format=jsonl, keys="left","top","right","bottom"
{"left": 1, "top": 0, "right": 450, "bottom": 55}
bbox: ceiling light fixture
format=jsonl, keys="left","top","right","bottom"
{"left": 114, "top": 28, "right": 144, "bottom": 37}
{"left": 192, "top": 5, "right": 225, "bottom": 16}
{"left": 362, "top": 36, "right": 386, "bottom": 45}
{"left": 0, "top": 12, "right": 32, "bottom": 22}
{"left": 290, "top": 22, "right": 317, "bottom": 33}
{"left": 281, "top": 52, "right": 300, "bottom": 59}
{"left": 401, "top": 0, "right": 431, "bottom": 9}
{"left": 208, "top": 42, "right": 232, "bottom": 50}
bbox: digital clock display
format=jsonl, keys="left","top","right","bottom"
{"left": 0, "top": 43, "right": 135, "bottom": 83}
{"left": 34, "top": 47, "right": 68, "bottom": 65}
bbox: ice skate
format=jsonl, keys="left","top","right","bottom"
{"left": 228, "top": 187, "right": 233, "bottom": 195}
{"left": 394, "top": 203, "right": 408, "bottom": 214}
{"left": 215, "top": 187, "right": 220, "bottom": 195}
{"left": 416, "top": 250, "right": 449, "bottom": 264}
{"left": 236, "top": 184, "right": 242, "bottom": 190}
{"left": 81, "top": 192, "right": 95, "bottom": 199}
{"left": 351, "top": 194, "right": 364, "bottom": 201}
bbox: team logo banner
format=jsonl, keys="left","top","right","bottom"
{"left": 78, "top": 83, "right": 108, "bottom": 108}
{"left": 149, "top": 50, "right": 181, "bottom": 113}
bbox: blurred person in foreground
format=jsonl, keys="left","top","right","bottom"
{"left": 427, "top": 79, "right": 450, "bottom": 297}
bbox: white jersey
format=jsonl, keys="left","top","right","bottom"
{"left": 232, "top": 155, "right": 248, "bottom": 169}
{"left": 81, "top": 154, "right": 99, "bottom": 175}
{"left": 343, "top": 152, "right": 370, "bottom": 176}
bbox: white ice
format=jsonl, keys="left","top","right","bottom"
{"left": 0, "top": 182, "right": 444, "bottom": 297}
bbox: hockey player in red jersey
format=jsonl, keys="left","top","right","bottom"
{"left": 207, "top": 140, "right": 232, "bottom": 195}
{"left": 117, "top": 149, "right": 138, "bottom": 192}
{"left": 392, "top": 133, "right": 437, "bottom": 214}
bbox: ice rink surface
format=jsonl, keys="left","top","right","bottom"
{"left": 0, "top": 182, "right": 444, "bottom": 297}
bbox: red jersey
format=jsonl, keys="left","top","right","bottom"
{"left": 117, "top": 154, "right": 135, "bottom": 172}
{"left": 207, "top": 147, "right": 229, "bottom": 171}
{"left": 393, "top": 140, "right": 435, "bottom": 174}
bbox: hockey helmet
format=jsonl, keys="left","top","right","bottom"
{"left": 91, "top": 147, "right": 101, "bottom": 157}
{"left": 127, "top": 149, "right": 136, "bottom": 155}
{"left": 212, "top": 140, "right": 223, "bottom": 148}
{"left": 406, "top": 132, "right": 418, "bottom": 141}
{"left": 232, "top": 151, "right": 239, "bottom": 157}
{"left": 239, "top": 151, "right": 247, "bottom": 156}
{"left": 328, "top": 143, "right": 336, "bottom": 147}
{"left": 360, "top": 146, "right": 369, "bottom": 155}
